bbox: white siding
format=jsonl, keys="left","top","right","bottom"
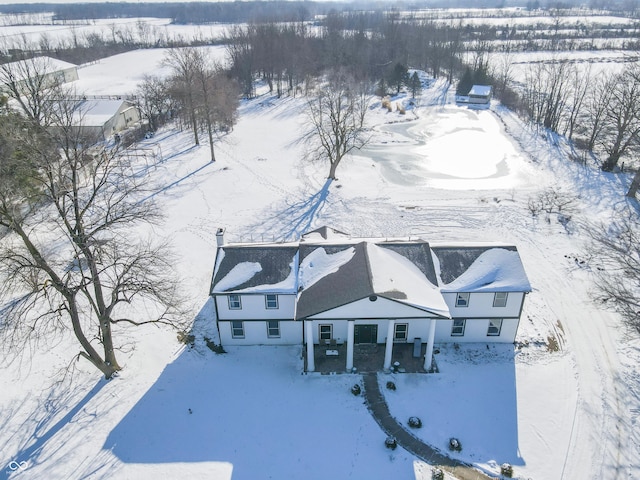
{"left": 215, "top": 294, "right": 296, "bottom": 320}
{"left": 306, "top": 318, "right": 435, "bottom": 344}
{"left": 307, "top": 296, "right": 437, "bottom": 319}
{"left": 443, "top": 292, "right": 525, "bottom": 318}
{"left": 219, "top": 320, "right": 301, "bottom": 345}
{"left": 435, "top": 318, "right": 519, "bottom": 343}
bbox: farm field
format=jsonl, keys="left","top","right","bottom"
{"left": 1, "top": 7, "right": 640, "bottom": 480}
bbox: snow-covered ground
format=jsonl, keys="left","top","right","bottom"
{"left": 1, "top": 54, "right": 639, "bottom": 480}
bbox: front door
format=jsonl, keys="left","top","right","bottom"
{"left": 354, "top": 324, "right": 378, "bottom": 344}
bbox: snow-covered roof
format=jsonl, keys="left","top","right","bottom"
{"left": 469, "top": 85, "right": 492, "bottom": 97}
{"left": 211, "top": 245, "right": 299, "bottom": 294}
{"left": 1, "top": 56, "right": 77, "bottom": 82}
{"left": 301, "top": 226, "right": 351, "bottom": 242}
{"left": 74, "top": 99, "right": 131, "bottom": 127}
{"left": 296, "top": 241, "right": 449, "bottom": 319}
{"left": 210, "top": 227, "right": 531, "bottom": 315}
{"left": 432, "top": 246, "right": 531, "bottom": 293}
{"left": 366, "top": 243, "right": 449, "bottom": 317}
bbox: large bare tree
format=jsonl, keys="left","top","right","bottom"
{"left": 136, "top": 74, "right": 174, "bottom": 132}
{"left": 0, "top": 54, "right": 67, "bottom": 125}
{"left": 0, "top": 101, "right": 185, "bottom": 379}
{"left": 304, "top": 72, "right": 371, "bottom": 180}
{"left": 588, "top": 213, "right": 640, "bottom": 332}
{"left": 164, "top": 47, "right": 239, "bottom": 161}
{"left": 600, "top": 65, "right": 640, "bottom": 172}
{"left": 164, "top": 47, "right": 201, "bottom": 146}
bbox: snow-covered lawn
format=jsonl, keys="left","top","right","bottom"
{"left": 1, "top": 60, "right": 639, "bottom": 480}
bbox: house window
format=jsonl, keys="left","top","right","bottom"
{"left": 455, "top": 292, "right": 470, "bottom": 307}
{"left": 451, "top": 319, "right": 466, "bottom": 336}
{"left": 487, "top": 319, "right": 503, "bottom": 336}
{"left": 265, "top": 294, "right": 279, "bottom": 309}
{"left": 267, "top": 320, "right": 280, "bottom": 338}
{"left": 394, "top": 323, "right": 408, "bottom": 342}
{"left": 231, "top": 321, "right": 244, "bottom": 338}
{"left": 493, "top": 292, "right": 508, "bottom": 307}
{"left": 228, "top": 294, "right": 241, "bottom": 310}
{"left": 319, "top": 324, "right": 332, "bottom": 342}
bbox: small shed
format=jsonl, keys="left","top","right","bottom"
{"left": 468, "top": 85, "right": 492, "bottom": 105}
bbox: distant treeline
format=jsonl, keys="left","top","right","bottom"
{"left": 0, "top": 1, "right": 320, "bottom": 24}
{"left": 0, "top": 2, "right": 328, "bottom": 24}
{"left": 1, "top": 0, "right": 638, "bottom": 24}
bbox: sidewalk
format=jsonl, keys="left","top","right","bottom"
{"left": 362, "top": 373, "right": 497, "bottom": 480}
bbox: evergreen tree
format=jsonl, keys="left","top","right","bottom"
{"left": 388, "top": 63, "right": 409, "bottom": 94}
{"left": 457, "top": 67, "right": 474, "bottom": 95}
{"left": 409, "top": 71, "right": 422, "bottom": 99}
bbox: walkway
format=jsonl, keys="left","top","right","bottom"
{"left": 362, "top": 373, "right": 496, "bottom": 480}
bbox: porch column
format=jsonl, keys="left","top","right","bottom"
{"left": 424, "top": 318, "right": 437, "bottom": 371}
{"left": 305, "top": 320, "right": 315, "bottom": 372}
{"left": 383, "top": 319, "right": 396, "bottom": 371}
{"left": 346, "top": 320, "right": 355, "bottom": 372}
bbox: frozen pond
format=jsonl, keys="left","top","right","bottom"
{"left": 361, "top": 105, "right": 533, "bottom": 191}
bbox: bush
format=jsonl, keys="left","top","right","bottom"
{"left": 432, "top": 468, "right": 444, "bottom": 480}
{"left": 177, "top": 331, "right": 195, "bottom": 346}
{"left": 386, "top": 381, "right": 396, "bottom": 391}
{"left": 408, "top": 416, "right": 422, "bottom": 428}
{"left": 351, "top": 384, "right": 361, "bottom": 396}
{"left": 500, "top": 463, "right": 513, "bottom": 478}
{"left": 204, "top": 337, "right": 225, "bottom": 354}
{"left": 384, "top": 436, "right": 397, "bottom": 450}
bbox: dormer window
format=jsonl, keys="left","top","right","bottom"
{"left": 265, "top": 294, "right": 279, "bottom": 309}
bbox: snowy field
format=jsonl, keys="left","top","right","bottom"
{"left": 0, "top": 17, "right": 230, "bottom": 49}
{"left": 1, "top": 48, "right": 640, "bottom": 480}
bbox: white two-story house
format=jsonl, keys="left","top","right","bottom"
{"left": 210, "top": 227, "right": 531, "bottom": 372}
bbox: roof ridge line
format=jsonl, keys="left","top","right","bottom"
{"left": 361, "top": 241, "right": 375, "bottom": 294}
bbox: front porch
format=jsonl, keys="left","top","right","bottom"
{"left": 307, "top": 342, "right": 436, "bottom": 374}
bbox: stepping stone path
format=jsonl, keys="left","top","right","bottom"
{"left": 362, "top": 373, "right": 496, "bottom": 480}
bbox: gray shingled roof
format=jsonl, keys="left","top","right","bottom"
{"left": 211, "top": 245, "right": 298, "bottom": 293}
{"left": 380, "top": 242, "right": 438, "bottom": 285}
{"left": 296, "top": 242, "right": 373, "bottom": 319}
{"left": 295, "top": 240, "right": 443, "bottom": 320}
{"left": 432, "top": 246, "right": 526, "bottom": 289}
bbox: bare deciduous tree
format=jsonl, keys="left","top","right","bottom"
{"left": 0, "top": 53, "right": 67, "bottom": 125}
{"left": 304, "top": 72, "right": 371, "bottom": 180}
{"left": 582, "top": 72, "right": 614, "bottom": 152}
{"left": 136, "top": 74, "right": 174, "bottom": 132}
{"left": 165, "top": 48, "right": 239, "bottom": 160}
{"left": 600, "top": 65, "right": 640, "bottom": 172}
{"left": 0, "top": 102, "right": 186, "bottom": 379}
{"left": 164, "top": 47, "right": 201, "bottom": 146}
{"left": 587, "top": 214, "right": 640, "bottom": 332}
{"left": 193, "top": 59, "right": 240, "bottom": 162}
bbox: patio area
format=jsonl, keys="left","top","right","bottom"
{"left": 307, "top": 342, "right": 436, "bottom": 374}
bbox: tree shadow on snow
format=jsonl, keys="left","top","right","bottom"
{"left": 102, "top": 299, "right": 303, "bottom": 479}
{"left": 0, "top": 379, "right": 107, "bottom": 480}
{"left": 243, "top": 178, "right": 333, "bottom": 242}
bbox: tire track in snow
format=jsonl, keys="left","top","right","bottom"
{"left": 510, "top": 227, "right": 628, "bottom": 480}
